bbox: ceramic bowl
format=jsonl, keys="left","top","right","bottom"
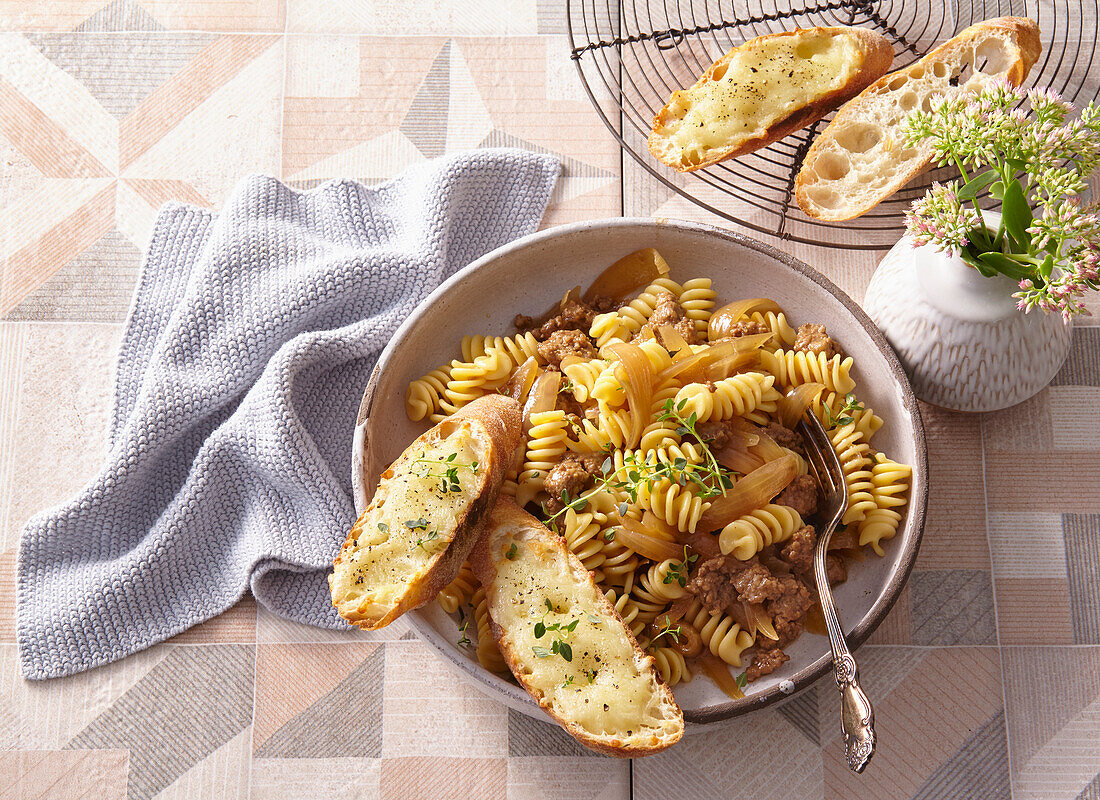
{"left": 351, "top": 218, "right": 928, "bottom": 726}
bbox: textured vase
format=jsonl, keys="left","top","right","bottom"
{"left": 864, "top": 235, "right": 1072, "bottom": 412}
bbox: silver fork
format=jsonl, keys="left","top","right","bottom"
{"left": 798, "top": 411, "right": 876, "bottom": 773}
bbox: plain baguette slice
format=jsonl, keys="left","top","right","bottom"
{"left": 795, "top": 16, "right": 1041, "bottom": 220}
{"left": 470, "top": 500, "right": 684, "bottom": 757}
{"left": 648, "top": 26, "right": 894, "bottom": 171}
{"left": 330, "top": 395, "right": 521, "bottom": 630}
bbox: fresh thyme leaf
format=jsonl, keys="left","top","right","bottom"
{"left": 505, "top": 542, "right": 518, "bottom": 560}
{"left": 377, "top": 522, "right": 389, "bottom": 533}
{"left": 652, "top": 616, "right": 682, "bottom": 644}
{"left": 558, "top": 642, "right": 573, "bottom": 662}
{"left": 404, "top": 518, "right": 430, "bottom": 530}
{"left": 603, "top": 528, "right": 616, "bottom": 542}
{"left": 457, "top": 619, "right": 470, "bottom": 648}
{"left": 587, "top": 613, "right": 601, "bottom": 625}
{"left": 735, "top": 671, "right": 748, "bottom": 689}
{"left": 533, "top": 621, "right": 546, "bottom": 638}
{"left": 562, "top": 675, "right": 575, "bottom": 688}
{"left": 532, "top": 646, "right": 551, "bottom": 658}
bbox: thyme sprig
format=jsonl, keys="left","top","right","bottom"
{"left": 823, "top": 393, "right": 864, "bottom": 428}
{"left": 663, "top": 546, "right": 699, "bottom": 588}
{"left": 652, "top": 616, "right": 682, "bottom": 644}
{"left": 532, "top": 599, "right": 578, "bottom": 662}
{"left": 413, "top": 452, "right": 479, "bottom": 493}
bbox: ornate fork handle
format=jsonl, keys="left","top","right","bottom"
{"left": 835, "top": 652, "right": 876, "bottom": 772}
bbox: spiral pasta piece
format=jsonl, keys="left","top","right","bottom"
{"left": 718, "top": 504, "right": 804, "bottom": 560}
{"left": 605, "top": 587, "right": 645, "bottom": 637}
{"left": 749, "top": 310, "right": 797, "bottom": 347}
{"left": 857, "top": 507, "right": 902, "bottom": 556}
{"left": 679, "top": 278, "right": 716, "bottom": 336}
{"left": 590, "top": 362, "right": 627, "bottom": 409}
{"left": 516, "top": 409, "right": 569, "bottom": 506}
{"left": 830, "top": 421, "right": 875, "bottom": 524}
{"left": 639, "top": 375, "right": 683, "bottom": 451}
{"left": 637, "top": 478, "right": 711, "bottom": 533}
{"left": 560, "top": 356, "right": 608, "bottom": 403}
{"left": 760, "top": 349, "right": 856, "bottom": 395}
{"left": 561, "top": 508, "right": 609, "bottom": 573}
{"left": 437, "top": 561, "right": 477, "bottom": 615}
{"left": 814, "top": 391, "right": 884, "bottom": 439}
{"left": 590, "top": 311, "right": 630, "bottom": 349}
{"left": 870, "top": 453, "right": 912, "bottom": 509}
{"left": 673, "top": 373, "right": 779, "bottom": 423}
{"left": 684, "top": 601, "right": 755, "bottom": 668}
{"left": 405, "top": 364, "right": 451, "bottom": 422}
{"left": 647, "top": 645, "right": 692, "bottom": 687}
{"left": 473, "top": 587, "right": 508, "bottom": 673}
{"left": 638, "top": 559, "right": 689, "bottom": 602}
{"left": 570, "top": 407, "right": 633, "bottom": 452}
{"left": 600, "top": 537, "right": 642, "bottom": 588}
{"left": 615, "top": 277, "right": 684, "bottom": 335}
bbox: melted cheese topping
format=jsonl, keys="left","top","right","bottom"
{"left": 491, "top": 530, "right": 671, "bottom": 738}
{"left": 660, "top": 32, "right": 861, "bottom": 165}
{"left": 331, "top": 425, "right": 484, "bottom": 616}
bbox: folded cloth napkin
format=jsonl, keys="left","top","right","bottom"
{"left": 18, "top": 149, "right": 560, "bottom": 680}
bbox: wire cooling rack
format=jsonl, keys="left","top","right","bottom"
{"left": 567, "top": 0, "right": 1100, "bottom": 248}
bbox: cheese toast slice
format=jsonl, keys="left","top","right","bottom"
{"left": 795, "top": 16, "right": 1041, "bottom": 220}
{"left": 648, "top": 26, "right": 893, "bottom": 171}
{"left": 330, "top": 394, "right": 521, "bottom": 630}
{"left": 470, "top": 500, "right": 684, "bottom": 757}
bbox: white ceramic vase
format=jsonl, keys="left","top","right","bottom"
{"left": 864, "top": 230, "right": 1072, "bottom": 413}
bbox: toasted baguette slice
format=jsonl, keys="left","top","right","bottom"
{"left": 796, "top": 17, "right": 1041, "bottom": 220}
{"left": 469, "top": 500, "right": 684, "bottom": 757}
{"left": 648, "top": 26, "right": 893, "bottom": 172}
{"left": 330, "top": 395, "right": 521, "bottom": 630}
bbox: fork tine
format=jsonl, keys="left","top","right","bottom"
{"left": 801, "top": 411, "right": 849, "bottom": 510}
{"left": 798, "top": 417, "right": 837, "bottom": 494}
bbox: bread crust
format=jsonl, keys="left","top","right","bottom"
{"left": 469, "top": 500, "right": 684, "bottom": 757}
{"left": 330, "top": 394, "right": 521, "bottom": 630}
{"left": 795, "top": 16, "right": 1042, "bottom": 220}
{"left": 648, "top": 26, "right": 894, "bottom": 172}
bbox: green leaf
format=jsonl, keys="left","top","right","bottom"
{"left": 1039, "top": 253, "right": 1055, "bottom": 281}
{"left": 532, "top": 646, "right": 550, "bottom": 658}
{"left": 956, "top": 169, "right": 999, "bottom": 201}
{"left": 558, "top": 643, "right": 573, "bottom": 662}
{"left": 534, "top": 621, "right": 546, "bottom": 638}
{"left": 1001, "top": 179, "right": 1034, "bottom": 252}
{"left": 977, "top": 251, "right": 1032, "bottom": 281}
{"left": 1005, "top": 157, "right": 1027, "bottom": 174}
{"left": 990, "top": 181, "right": 1005, "bottom": 200}
{"left": 961, "top": 247, "right": 997, "bottom": 277}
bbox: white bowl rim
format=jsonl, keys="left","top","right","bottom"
{"left": 350, "top": 216, "right": 928, "bottom": 725}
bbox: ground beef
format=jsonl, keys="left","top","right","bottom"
{"left": 542, "top": 453, "right": 604, "bottom": 512}
{"left": 686, "top": 556, "right": 743, "bottom": 615}
{"left": 515, "top": 296, "right": 613, "bottom": 341}
{"left": 780, "top": 525, "right": 817, "bottom": 573}
{"left": 747, "top": 647, "right": 790, "bottom": 681}
{"left": 717, "top": 320, "right": 768, "bottom": 339}
{"left": 732, "top": 561, "right": 786, "bottom": 605}
{"left": 793, "top": 323, "right": 842, "bottom": 358}
{"left": 634, "top": 292, "right": 698, "bottom": 345}
{"left": 536, "top": 329, "right": 597, "bottom": 367}
{"left": 766, "top": 575, "right": 814, "bottom": 647}
{"left": 826, "top": 554, "right": 848, "bottom": 586}
{"left": 761, "top": 422, "right": 805, "bottom": 455}
{"left": 694, "top": 420, "right": 734, "bottom": 450}
{"left": 775, "top": 475, "right": 820, "bottom": 518}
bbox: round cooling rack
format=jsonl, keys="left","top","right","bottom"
{"left": 566, "top": 0, "right": 1100, "bottom": 249}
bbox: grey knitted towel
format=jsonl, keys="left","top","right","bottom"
{"left": 18, "top": 149, "right": 560, "bottom": 680}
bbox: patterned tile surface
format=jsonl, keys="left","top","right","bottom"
{"left": 1, "top": 2, "right": 1098, "bottom": 799}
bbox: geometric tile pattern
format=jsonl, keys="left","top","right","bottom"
{"left": 1, "top": 2, "right": 1098, "bottom": 798}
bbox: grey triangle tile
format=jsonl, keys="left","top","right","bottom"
{"left": 1077, "top": 770, "right": 1100, "bottom": 800}
{"left": 5, "top": 229, "right": 142, "bottom": 323}
{"left": 399, "top": 40, "right": 451, "bottom": 159}
{"left": 507, "top": 707, "right": 601, "bottom": 757}
{"left": 65, "top": 645, "right": 254, "bottom": 800}
{"left": 910, "top": 710, "right": 1010, "bottom": 800}
{"left": 255, "top": 644, "right": 384, "bottom": 759}
{"left": 910, "top": 569, "right": 996, "bottom": 646}
{"left": 74, "top": 0, "right": 164, "bottom": 32}
{"left": 478, "top": 129, "right": 614, "bottom": 179}
{"left": 777, "top": 684, "right": 819, "bottom": 745}
{"left": 25, "top": 32, "right": 215, "bottom": 120}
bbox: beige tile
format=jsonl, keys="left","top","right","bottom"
{"left": 866, "top": 583, "right": 911, "bottom": 645}
{"left": 0, "top": 547, "right": 15, "bottom": 644}
{"left": 987, "top": 512, "right": 1068, "bottom": 580}
{"left": 824, "top": 647, "right": 1003, "bottom": 799}
{"left": 379, "top": 756, "right": 506, "bottom": 800}
{"left": 166, "top": 595, "right": 257, "bottom": 645}
{"left": 286, "top": 0, "right": 538, "bottom": 35}
{"left": 255, "top": 602, "right": 411, "bottom": 644}
{"left": 0, "top": 1, "right": 285, "bottom": 32}
{"left": 986, "top": 453, "right": 1100, "bottom": 513}
{"left": 5, "top": 322, "right": 121, "bottom": 551}
{"left": 0, "top": 749, "right": 129, "bottom": 800}
{"left": 250, "top": 757, "right": 380, "bottom": 800}
{"left": 994, "top": 577, "right": 1076, "bottom": 646}
{"left": 253, "top": 641, "right": 380, "bottom": 752}
{"left": 508, "top": 757, "right": 628, "bottom": 800}
{"left": 1048, "top": 387, "right": 1100, "bottom": 451}
{"left": 381, "top": 639, "right": 508, "bottom": 758}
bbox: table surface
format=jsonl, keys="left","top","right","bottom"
{"left": 1, "top": 2, "right": 1099, "bottom": 799}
